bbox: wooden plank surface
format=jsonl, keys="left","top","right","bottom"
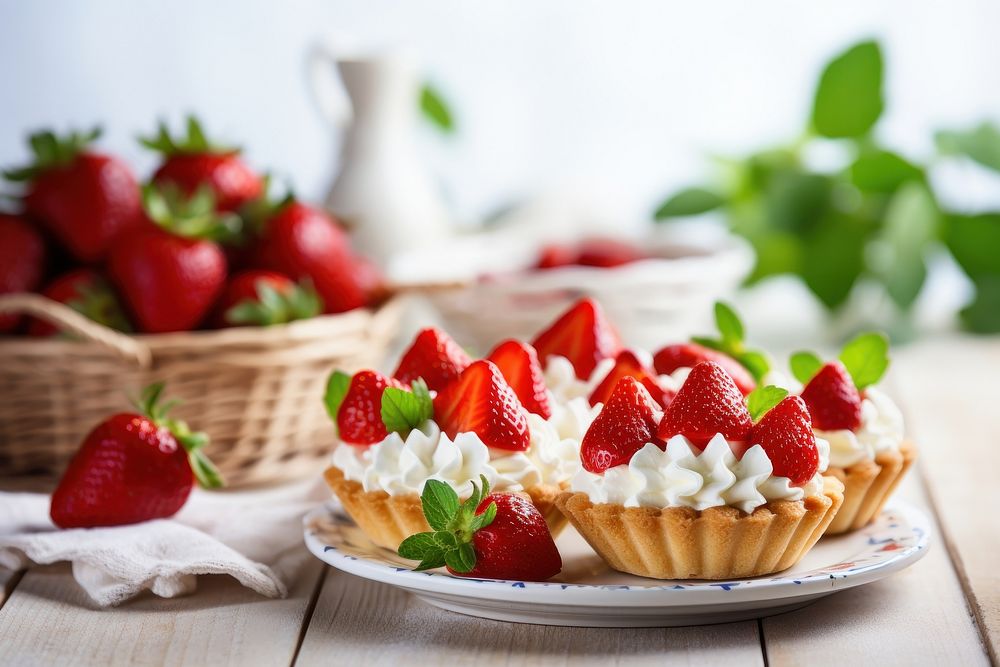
{"left": 0, "top": 560, "right": 325, "bottom": 667}
{"left": 0, "top": 568, "right": 22, "bottom": 608}
{"left": 890, "top": 337, "right": 1000, "bottom": 664}
{"left": 296, "top": 569, "right": 765, "bottom": 667}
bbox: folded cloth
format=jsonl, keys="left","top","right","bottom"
{"left": 0, "top": 479, "right": 329, "bottom": 607}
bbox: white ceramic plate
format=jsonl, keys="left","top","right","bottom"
{"left": 303, "top": 500, "right": 931, "bottom": 627}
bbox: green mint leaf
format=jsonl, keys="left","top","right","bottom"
{"left": 381, "top": 381, "right": 433, "bottom": 437}
{"left": 789, "top": 351, "right": 823, "bottom": 384}
{"left": 432, "top": 530, "right": 459, "bottom": 550}
{"left": 714, "top": 302, "right": 744, "bottom": 350}
{"left": 876, "top": 183, "right": 937, "bottom": 309}
{"left": 420, "top": 83, "right": 455, "bottom": 133}
{"left": 420, "top": 479, "right": 460, "bottom": 532}
{"left": 469, "top": 501, "right": 497, "bottom": 532}
{"left": 849, "top": 149, "right": 924, "bottom": 193}
{"left": 961, "top": 276, "right": 1000, "bottom": 333}
{"left": 398, "top": 532, "right": 438, "bottom": 560}
{"left": 839, "top": 331, "right": 890, "bottom": 390}
{"left": 936, "top": 122, "right": 1000, "bottom": 173}
{"left": 415, "top": 553, "right": 447, "bottom": 571}
{"left": 444, "top": 542, "right": 477, "bottom": 573}
{"left": 811, "top": 40, "right": 883, "bottom": 138}
{"left": 945, "top": 213, "right": 1000, "bottom": 281}
{"left": 323, "top": 371, "right": 352, "bottom": 425}
{"left": 800, "top": 211, "right": 866, "bottom": 309}
{"left": 653, "top": 187, "right": 725, "bottom": 220}
{"left": 737, "top": 350, "right": 770, "bottom": 383}
{"left": 746, "top": 385, "right": 789, "bottom": 422}
{"left": 691, "top": 336, "right": 726, "bottom": 353}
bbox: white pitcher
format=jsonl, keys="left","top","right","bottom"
{"left": 308, "top": 42, "right": 453, "bottom": 269}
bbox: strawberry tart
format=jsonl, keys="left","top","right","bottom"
{"left": 555, "top": 362, "right": 844, "bottom": 580}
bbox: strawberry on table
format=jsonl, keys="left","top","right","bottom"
{"left": 393, "top": 327, "right": 472, "bottom": 392}
{"left": 50, "top": 382, "right": 223, "bottom": 529}
{"left": 0, "top": 213, "right": 47, "bottom": 332}
{"left": 657, "top": 361, "right": 753, "bottom": 448}
{"left": 486, "top": 339, "right": 552, "bottom": 419}
{"left": 28, "top": 268, "right": 132, "bottom": 337}
{"left": 213, "top": 270, "right": 321, "bottom": 328}
{"left": 531, "top": 297, "right": 621, "bottom": 380}
{"left": 747, "top": 395, "right": 820, "bottom": 485}
{"left": 589, "top": 350, "right": 675, "bottom": 408}
{"left": 141, "top": 116, "right": 263, "bottom": 212}
{"left": 398, "top": 476, "right": 561, "bottom": 581}
{"left": 4, "top": 128, "right": 143, "bottom": 263}
{"left": 433, "top": 360, "right": 530, "bottom": 451}
{"left": 581, "top": 376, "right": 663, "bottom": 473}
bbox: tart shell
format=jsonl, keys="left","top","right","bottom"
{"left": 823, "top": 440, "right": 917, "bottom": 535}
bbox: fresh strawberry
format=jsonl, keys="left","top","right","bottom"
{"left": 486, "top": 340, "right": 552, "bottom": 418}
{"left": 531, "top": 297, "right": 621, "bottom": 380}
{"left": 4, "top": 129, "right": 142, "bottom": 263}
{"left": 107, "top": 185, "right": 229, "bottom": 333}
{"left": 575, "top": 237, "right": 647, "bottom": 267}
{"left": 581, "top": 376, "right": 663, "bottom": 473}
{"left": 0, "top": 214, "right": 47, "bottom": 332}
{"left": 141, "top": 116, "right": 263, "bottom": 212}
{"left": 394, "top": 327, "right": 472, "bottom": 392}
{"left": 28, "top": 269, "right": 131, "bottom": 337}
{"left": 49, "top": 383, "right": 223, "bottom": 528}
{"left": 589, "top": 350, "right": 675, "bottom": 408}
{"left": 535, "top": 243, "right": 577, "bottom": 269}
{"left": 213, "top": 270, "right": 321, "bottom": 328}
{"left": 747, "top": 395, "right": 819, "bottom": 485}
{"left": 799, "top": 361, "right": 863, "bottom": 431}
{"left": 433, "top": 360, "right": 530, "bottom": 451}
{"left": 653, "top": 342, "right": 757, "bottom": 396}
{"left": 399, "top": 476, "right": 561, "bottom": 581}
{"left": 657, "top": 361, "right": 752, "bottom": 448}
{"left": 332, "top": 370, "right": 405, "bottom": 445}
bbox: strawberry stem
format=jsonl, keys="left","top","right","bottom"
{"left": 143, "top": 182, "right": 244, "bottom": 245}
{"left": 3, "top": 127, "right": 101, "bottom": 182}
{"left": 138, "top": 115, "right": 237, "bottom": 156}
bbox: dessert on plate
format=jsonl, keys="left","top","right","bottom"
{"left": 556, "top": 361, "right": 843, "bottom": 580}
{"left": 790, "top": 333, "right": 915, "bottom": 535}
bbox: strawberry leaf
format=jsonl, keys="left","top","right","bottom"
{"left": 839, "top": 331, "right": 890, "bottom": 390}
{"left": 381, "top": 379, "right": 433, "bottom": 437}
{"left": 469, "top": 501, "right": 497, "bottom": 532}
{"left": 420, "top": 479, "right": 460, "bottom": 531}
{"left": 445, "top": 543, "right": 477, "bottom": 573}
{"left": 715, "top": 302, "right": 744, "bottom": 349}
{"left": 323, "top": 371, "right": 352, "bottom": 426}
{"left": 789, "top": 351, "right": 823, "bottom": 384}
{"left": 747, "top": 385, "right": 789, "bottom": 422}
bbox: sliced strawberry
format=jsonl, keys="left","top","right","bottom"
{"left": 652, "top": 343, "right": 756, "bottom": 396}
{"left": 581, "top": 376, "right": 663, "bottom": 473}
{"left": 433, "top": 360, "right": 529, "bottom": 451}
{"left": 486, "top": 340, "right": 552, "bottom": 419}
{"left": 531, "top": 297, "right": 621, "bottom": 380}
{"left": 799, "top": 361, "right": 862, "bottom": 431}
{"left": 393, "top": 327, "right": 472, "bottom": 392}
{"left": 337, "top": 370, "right": 404, "bottom": 445}
{"left": 589, "top": 350, "right": 676, "bottom": 408}
{"left": 657, "top": 361, "right": 752, "bottom": 448}
{"left": 748, "top": 395, "right": 819, "bottom": 485}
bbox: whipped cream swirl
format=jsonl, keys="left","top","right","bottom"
{"left": 816, "top": 387, "right": 905, "bottom": 468}
{"left": 543, "top": 355, "right": 616, "bottom": 404}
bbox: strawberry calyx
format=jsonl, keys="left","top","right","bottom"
{"left": 139, "top": 115, "right": 238, "bottom": 157}
{"left": 397, "top": 475, "right": 498, "bottom": 572}
{"left": 237, "top": 177, "right": 296, "bottom": 234}
{"left": 3, "top": 127, "right": 101, "bottom": 182}
{"left": 131, "top": 382, "right": 224, "bottom": 489}
{"left": 225, "top": 278, "right": 323, "bottom": 326}
{"left": 143, "top": 182, "right": 243, "bottom": 244}
{"left": 691, "top": 301, "right": 771, "bottom": 383}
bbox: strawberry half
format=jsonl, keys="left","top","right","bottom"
{"left": 335, "top": 370, "right": 404, "bottom": 445}
{"left": 657, "top": 361, "right": 752, "bottom": 448}
{"left": 652, "top": 342, "right": 756, "bottom": 396}
{"left": 799, "top": 361, "right": 863, "bottom": 431}
{"left": 747, "top": 395, "right": 820, "bottom": 485}
{"left": 486, "top": 340, "right": 552, "bottom": 419}
{"left": 394, "top": 327, "right": 472, "bottom": 392}
{"left": 589, "top": 350, "right": 676, "bottom": 408}
{"left": 433, "top": 360, "right": 529, "bottom": 451}
{"left": 531, "top": 297, "right": 621, "bottom": 380}
{"left": 581, "top": 376, "right": 663, "bottom": 473}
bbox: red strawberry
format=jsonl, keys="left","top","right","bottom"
{"left": 213, "top": 270, "right": 321, "bottom": 328}
{"left": 486, "top": 340, "right": 552, "bottom": 418}
{"left": 107, "top": 185, "right": 228, "bottom": 333}
{"left": 531, "top": 297, "right": 621, "bottom": 380}
{"left": 653, "top": 342, "right": 757, "bottom": 396}
{"left": 142, "top": 117, "right": 263, "bottom": 212}
{"left": 0, "top": 214, "right": 47, "bottom": 332}
{"left": 49, "top": 383, "right": 222, "bottom": 528}
{"left": 589, "top": 350, "right": 676, "bottom": 408}
{"left": 581, "top": 376, "right": 663, "bottom": 473}
{"left": 657, "top": 361, "right": 752, "bottom": 448}
{"left": 575, "top": 237, "right": 646, "bottom": 268}
{"left": 433, "top": 360, "right": 530, "bottom": 451}
{"left": 799, "top": 361, "right": 862, "bottom": 431}
{"left": 399, "top": 477, "right": 561, "bottom": 582}
{"left": 747, "top": 395, "right": 819, "bottom": 485}
{"left": 28, "top": 269, "right": 131, "bottom": 337}
{"left": 394, "top": 327, "right": 472, "bottom": 392}
{"left": 337, "top": 370, "right": 405, "bottom": 445}
{"left": 4, "top": 129, "right": 143, "bottom": 263}
{"left": 535, "top": 243, "right": 577, "bottom": 269}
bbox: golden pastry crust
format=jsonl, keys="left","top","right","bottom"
{"left": 823, "top": 439, "right": 917, "bottom": 535}
{"left": 324, "top": 466, "right": 567, "bottom": 550}
{"left": 555, "top": 476, "right": 844, "bottom": 580}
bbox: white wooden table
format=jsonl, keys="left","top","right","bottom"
{"left": 0, "top": 336, "right": 997, "bottom": 666}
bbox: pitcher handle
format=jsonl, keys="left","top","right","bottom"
{"left": 306, "top": 38, "right": 351, "bottom": 127}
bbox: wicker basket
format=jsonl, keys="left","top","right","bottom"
{"left": 0, "top": 292, "right": 403, "bottom": 487}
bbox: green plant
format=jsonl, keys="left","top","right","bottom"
{"left": 654, "top": 39, "right": 1000, "bottom": 333}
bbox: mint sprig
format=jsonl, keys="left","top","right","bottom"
{"left": 323, "top": 370, "right": 352, "bottom": 430}
{"left": 789, "top": 351, "right": 824, "bottom": 384}
{"left": 397, "top": 476, "right": 497, "bottom": 573}
{"left": 381, "top": 379, "right": 433, "bottom": 437}
{"left": 746, "top": 385, "right": 789, "bottom": 422}
{"left": 788, "top": 331, "right": 890, "bottom": 390}
{"left": 692, "top": 302, "right": 771, "bottom": 382}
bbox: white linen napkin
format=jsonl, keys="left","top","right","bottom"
{"left": 0, "top": 479, "right": 329, "bottom": 607}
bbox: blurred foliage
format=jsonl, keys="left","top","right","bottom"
{"left": 654, "top": 39, "right": 1000, "bottom": 333}
{"left": 420, "top": 83, "right": 455, "bottom": 133}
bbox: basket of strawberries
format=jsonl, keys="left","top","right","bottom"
{"left": 0, "top": 118, "right": 402, "bottom": 487}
